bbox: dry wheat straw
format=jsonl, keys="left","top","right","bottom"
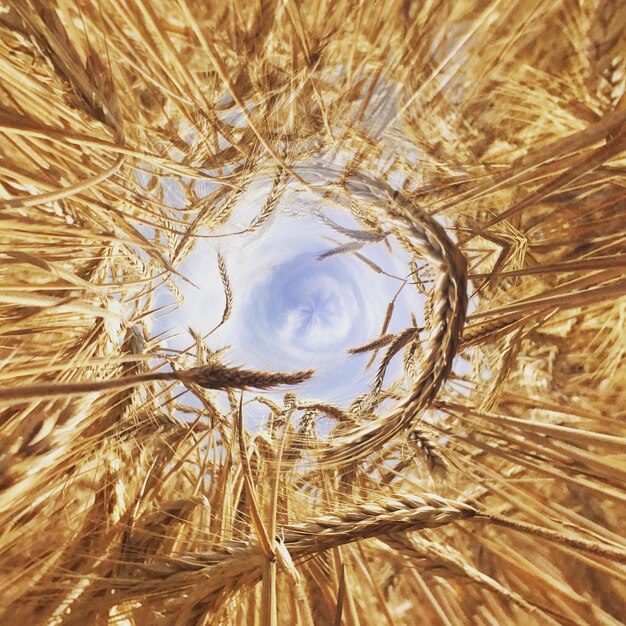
{"left": 2, "top": 0, "right": 626, "bottom": 624}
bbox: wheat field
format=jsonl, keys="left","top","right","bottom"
{"left": 1, "top": 1, "right": 626, "bottom": 624}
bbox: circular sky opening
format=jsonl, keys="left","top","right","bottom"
{"left": 151, "top": 166, "right": 428, "bottom": 410}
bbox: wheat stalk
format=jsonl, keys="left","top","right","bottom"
{"left": 0, "top": 363, "right": 314, "bottom": 403}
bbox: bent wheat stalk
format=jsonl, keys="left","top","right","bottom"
{"left": 311, "top": 172, "right": 467, "bottom": 463}
{"left": 78, "top": 494, "right": 475, "bottom": 624}
{"left": 113, "top": 493, "right": 477, "bottom": 602}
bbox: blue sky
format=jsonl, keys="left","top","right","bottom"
{"left": 152, "top": 174, "right": 426, "bottom": 409}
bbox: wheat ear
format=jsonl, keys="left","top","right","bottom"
{"left": 0, "top": 363, "right": 314, "bottom": 403}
